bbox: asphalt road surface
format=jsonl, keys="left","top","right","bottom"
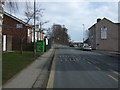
{"left": 47, "top": 46, "right": 119, "bottom": 89}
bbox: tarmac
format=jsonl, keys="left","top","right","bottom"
{"left": 92, "top": 50, "right": 120, "bottom": 59}
{"left": 2, "top": 48, "right": 55, "bottom": 89}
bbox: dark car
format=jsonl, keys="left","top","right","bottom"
{"left": 69, "top": 44, "right": 74, "bottom": 47}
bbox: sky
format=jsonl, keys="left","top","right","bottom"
{"left": 5, "top": 1, "right": 119, "bottom": 42}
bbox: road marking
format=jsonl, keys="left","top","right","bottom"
{"left": 110, "top": 70, "right": 120, "bottom": 75}
{"left": 47, "top": 55, "right": 56, "bottom": 88}
{"left": 73, "top": 59, "right": 76, "bottom": 61}
{"left": 95, "top": 66, "right": 101, "bottom": 70}
{"left": 92, "top": 61, "right": 97, "bottom": 64}
{"left": 107, "top": 75, "right": 118, "bottom": 82}
{"left": 107, "top": 63, "right": 111, "bottom": 66}
{"left": 87, "top": 61, "right": 91, "bottom": 64}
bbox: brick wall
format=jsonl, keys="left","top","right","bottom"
{"left": 2, "top": 14, "right": 30, "bottom": 50}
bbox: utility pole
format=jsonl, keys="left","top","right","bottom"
{"left": 39, "top": 22, "right": 42, "bottom": 40}
{"left": 33, "top": 0, "right": 36, "bottom": 57}
{"left": 39, "top": 21, "right": 49, "bottom": 40}
{"left": 82, "top": 24, "right": 85, "bottom": 43}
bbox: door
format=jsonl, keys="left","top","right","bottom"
{"left": 3, "top": 35, "right": 6, "bottom": 51}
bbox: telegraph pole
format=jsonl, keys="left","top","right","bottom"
{"left": 82, "top": 24, "right": 85, "bottom": 43}
{"left": 33, "top": 0, "right": 36, "bottom": 57}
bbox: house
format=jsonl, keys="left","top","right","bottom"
{"left": 88, "top": 18, "right": 119, "bottom": 52}
{"left": 0, "top": 2, "right": 3, "bottom": 52}
{"left": 2, "top": 11, "right": 33, "bottom": 51}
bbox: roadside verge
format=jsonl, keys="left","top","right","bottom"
{"left": 2, "top": 48, "right": 55, "bottom": 88}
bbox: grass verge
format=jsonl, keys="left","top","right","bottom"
{"left": 2, "top": 51, "right": 43, "bottom": 84}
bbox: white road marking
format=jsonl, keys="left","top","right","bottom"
{"left": 107, "top": 63, "right": 112, "bottom": 66}
{"left": 95, "top": 66, "right": 101, "bottom": 70}
{"left": 87, "top": 62, "right": 91, "bottom": 64}
{"left": 73, "top": 59, "right": 76, "bottom": 61}
{"left": 107, "top": 75, "right": 118, "bottom": 82}
{"left": 110, "top": 70, "right": 120, "bottom": 75}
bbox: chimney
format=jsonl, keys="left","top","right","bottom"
{"left": 97, "top": 18, "right": 101, "bottom": 23}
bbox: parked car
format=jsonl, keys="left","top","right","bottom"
{"left": 69, "top": 44, "right": 74, "bottom": 47}
{"left": 80, "top": 43, "right": 92, "bottom": 51}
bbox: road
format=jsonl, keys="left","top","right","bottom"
{"left": 47, "top": 46, "right": 119, "bottom": 89}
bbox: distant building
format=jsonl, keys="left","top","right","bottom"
{"left": 2, "top": 11, "right": 33, "bottom": 51}
{"left": 88, "top": 18, "right": 119, "bottom": 52}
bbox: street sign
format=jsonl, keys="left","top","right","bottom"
{"left": 32, "top": 25, "right": 39, "bottom": 32}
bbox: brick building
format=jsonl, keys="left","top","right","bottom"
{"left": 2, "top": 11, "right": 33, "bottom": 51}
{"left": 0, "top": 1, "right": 3, "bottom": 52}
{"left": 88, "top": 18, "right": 119, "bottom": 52}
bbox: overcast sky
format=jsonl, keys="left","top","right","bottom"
{"left": 5, "top": 1, "right": 118, "bottom": 42}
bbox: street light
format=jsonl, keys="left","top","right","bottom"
{"left": 39, "top": 21, "right": 49, "bottom": 31}
{"left": 33, "top": 0, "right": 36, "bottom": 57}
{"left": 82, "top": 24, "right": 85, "bottom": 43}
{"left": 39, "top": 21, "right": 49, "bottom": 40}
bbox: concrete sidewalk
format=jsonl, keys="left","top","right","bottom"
{"left": 2, "top": 48, "right": 55, "bottom": 88}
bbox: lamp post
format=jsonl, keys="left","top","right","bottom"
{"left": 39, "top": 21, "right": 49, "bottom": 40}
{"left": 33, "top": 0, "right": 36, "bottom": 57}
{"left": 82, "top": 24, "right": 85, "bottom": 43}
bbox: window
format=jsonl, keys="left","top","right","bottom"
{"left": 16, "top": 24, "right": 23, "bottom": 29}
{"left": 101, "top": 26, "right": 107, "bottom": 39}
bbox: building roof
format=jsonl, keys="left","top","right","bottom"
{"left": 3, "top": 11, "right": 30, "bottom": 26}
{"left": 88, "top": 18, "right": 120, "bottom": 30}
{"left": 88, "top": 24, "right": 96, "bottom": 30}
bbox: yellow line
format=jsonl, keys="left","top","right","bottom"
{"left": 47, "top": 55, "right": 56, "bottom": 88}
{"left": 107, "top": 75, "right": 118, "bottom": 82}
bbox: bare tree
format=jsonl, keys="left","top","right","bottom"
{"left": 52, "top": 24, "right": 70, "bottom": 45}
{"left": 24, "top": 1, "right": 45, "bottom": 25}
{"left": 14, "top": 1, "right": 45, "bottom": 54}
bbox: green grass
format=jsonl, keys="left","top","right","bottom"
{"left": 2, "top": 51, "right": 43, "bottom": 84}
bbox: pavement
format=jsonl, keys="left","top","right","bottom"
{"left": 2, "top": 48, "right": 55, "bottom": 89}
